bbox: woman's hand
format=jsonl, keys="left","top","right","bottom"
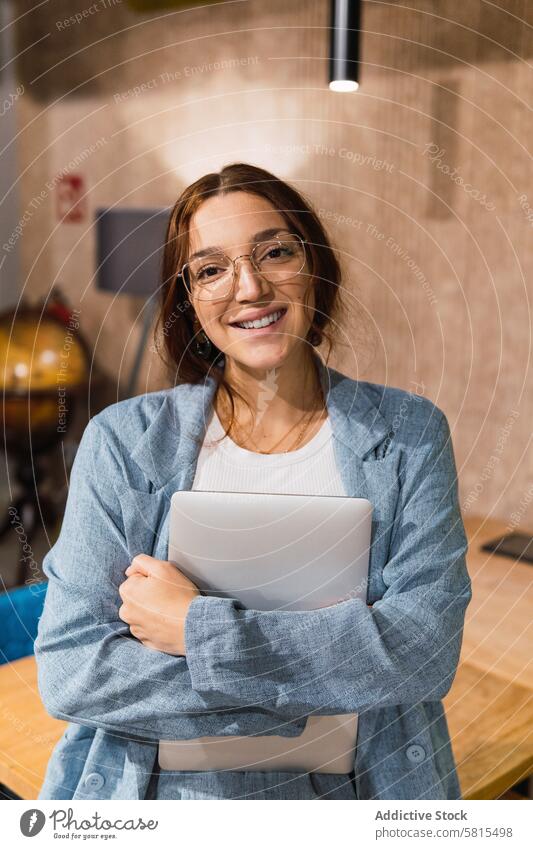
{"left": 118, "top": 555, "right": 200, "bottom": 656}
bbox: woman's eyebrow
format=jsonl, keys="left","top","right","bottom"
{"left": 188, "top": 227, "right": 289, "bottom": 262}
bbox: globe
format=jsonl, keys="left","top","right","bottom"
{"left": 0, "top": 306, "right": 89, "bottom": 455}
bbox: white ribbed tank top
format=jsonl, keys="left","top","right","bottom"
{"left": 193, "top": 406, "right": 345, "bottom": 495}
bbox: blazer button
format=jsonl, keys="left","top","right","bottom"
{"left": 405, "top": 744, "right": 426, "bottom": 764}
{"left": 84, "top": 772, "right": 105, "bottom": 791}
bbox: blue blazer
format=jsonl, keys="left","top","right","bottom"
{"left": 35, "top": 352, "right": 472, "bottom": 800}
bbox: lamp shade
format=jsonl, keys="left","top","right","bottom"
{"left": 95, "top": 207, "right": 171, "bottom": 297}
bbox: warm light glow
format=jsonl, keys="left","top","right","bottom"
{"left": 329, "top": 80, "right": 359, "bottom": 93}
{"left": 40, "top": 349, "right": 57, "bottom": 365}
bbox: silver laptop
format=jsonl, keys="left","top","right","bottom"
{"left": 161, "top": 490, "right": 372, "bottom": 774}
{"left": 167, "top": 490, "right": 373, "bottom": 612}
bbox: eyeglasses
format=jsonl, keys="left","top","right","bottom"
{"left": 179, "top": 232, "right": 307, "bottom": 302}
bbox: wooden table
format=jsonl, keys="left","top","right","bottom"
{"left": 0, "top": 515, "right": 531, "bottom": 800}
{"left": 444, "top": 515, "right": 533, "bottom": 799}
{"left": 0, "top": 653, "right": 66, "bottom": 799}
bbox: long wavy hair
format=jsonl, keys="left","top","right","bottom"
{"left": 154, "top": 162, "right": 351, "bottom": 442}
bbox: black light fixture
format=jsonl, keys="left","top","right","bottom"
{"left": 329, "top": 0, "right": 361, "bottom": 92}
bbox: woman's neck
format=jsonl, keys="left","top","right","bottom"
{"left": 214, "top": 350, "right": 327, "bottom": 453}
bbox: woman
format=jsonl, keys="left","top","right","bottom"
{"left": 35, "top": 162, "right": 471, "bottom": 800}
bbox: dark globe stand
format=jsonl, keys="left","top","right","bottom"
{"left": 0, "top": 439, "right": 60, "bottom": 553}
{"left": 0, "top": 305, "right": 90, "bottom": 585}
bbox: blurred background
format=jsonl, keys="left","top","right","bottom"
{"left": 0, "top": 0, "right": 532, "bottom": 800}
{"left": 2, "top": 0, "right": 532, "bottom": 575}
{"left": 1, "top": 0, "right": 531, "bottom": 575}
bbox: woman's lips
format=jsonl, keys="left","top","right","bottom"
{"left": 230, "top": 308, "right": 287, "bottom": 335}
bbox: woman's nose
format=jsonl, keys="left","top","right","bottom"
{"left": 233, "top": 257, "right": 269, "bottom": 298}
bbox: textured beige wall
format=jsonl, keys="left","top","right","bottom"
{"left": 12, "top": 0, "right": 533, "bottom": 525}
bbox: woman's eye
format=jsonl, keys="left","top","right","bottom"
{"left": 198, "top": 264, "right": 222, "bottom": 279}
{"left": 260, "top": 245, "right": 291, "bottom": 262}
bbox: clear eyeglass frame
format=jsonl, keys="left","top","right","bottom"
{"left": 178, "top": 231, "right": 307, "bottom": 302}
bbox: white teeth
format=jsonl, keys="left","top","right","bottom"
{"left": 235, "top": 309, "right": 284, "bottom": 330}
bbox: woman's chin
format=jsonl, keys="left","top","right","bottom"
{"left": 223, "top": 341, "right": 292, "bottom": 371}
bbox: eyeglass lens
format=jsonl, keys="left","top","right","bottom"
{"left": 182, "top": 234, "right": 305, "bottom": 300}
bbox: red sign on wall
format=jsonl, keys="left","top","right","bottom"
{"left": 56, "top": 174, "right": 86, "bottom": 222}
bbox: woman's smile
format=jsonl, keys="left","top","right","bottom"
{"left": 229, "top": 306, "right": 288, "bottom": 334}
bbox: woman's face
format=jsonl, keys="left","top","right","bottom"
{"left": 185, "top": 191, "right": 315, "bottom": 372}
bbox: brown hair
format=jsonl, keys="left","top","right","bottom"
{"left": 154, "top": 162, "right": 351, "bottom": 442}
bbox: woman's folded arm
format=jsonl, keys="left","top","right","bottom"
{"left": 184, "top": 410, "right": 472, "bottom": 718}
{"left": 34, "top": 418, "right": 307, "bottom": 741}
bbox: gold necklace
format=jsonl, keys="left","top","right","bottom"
{"left": 230, "top": 395, "right": 324, "bottom": 455}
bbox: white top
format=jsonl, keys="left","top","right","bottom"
{"left": 193, "top": 407, "right": 346, "bottom": 495}
{"left": 170, "top": 407, "right": 358, "bottom": 773}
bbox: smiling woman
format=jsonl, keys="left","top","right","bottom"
{"left": 156, "top": 162, "right": 352, "bottom": 454}
{"left": 35, "top": 162, "right": 471, "bottom": 802}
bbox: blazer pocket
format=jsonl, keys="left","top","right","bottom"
{"left": 396, "top": 702, "right": 447, "bottom": 800}
{"left": 117, "top": 486, "right": 169, "bottom": 560}
{"left": 43, "top": 724, "right": 96, "bottom": 799}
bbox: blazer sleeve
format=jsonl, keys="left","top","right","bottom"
{"left": 184, "top": 409, "right": 473, "bottom": 718}
{"left": 34, "top": 418, "right": 307, "bottom": 741}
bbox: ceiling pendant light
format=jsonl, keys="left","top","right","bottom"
{"left": 329, "top": 0, "right": 361, "bottom": 92}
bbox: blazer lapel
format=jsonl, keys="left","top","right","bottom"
{"left": 312, "top": 356, "right": 399, "bottom": 604}
{"left": 123, "top": 377, "right": 218, "bottom": 560}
